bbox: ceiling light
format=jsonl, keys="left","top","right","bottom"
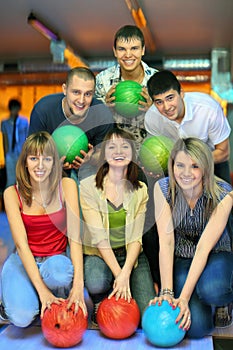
{"left": 27, "top": 12, "right": 59, "bottom": 41}
{"left": 124, "top": 0, "right": 156, "bottom": 52}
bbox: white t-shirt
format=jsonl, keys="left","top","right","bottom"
{"left": 144, "top": 92, "right": 231, "bottom": 150}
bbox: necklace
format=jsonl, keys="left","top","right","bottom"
{"left": 32, "top": 195, "right": 49, "bottom": 208}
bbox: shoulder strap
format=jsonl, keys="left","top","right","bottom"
{"left": 14, "top": 184, "right": 23, "bottom": 210}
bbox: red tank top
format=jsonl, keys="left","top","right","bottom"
{"left": 15, "top": 185, "right": 68, "bottom": 257}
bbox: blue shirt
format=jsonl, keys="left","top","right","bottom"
{"left": 158, "top": 177, "right": 232, "bottom": 258}
{"left": 28, "top": 93, "right": 114, "bottom": 147}
{"left": 1, "top": 116, "right": 28, "bottom": 156}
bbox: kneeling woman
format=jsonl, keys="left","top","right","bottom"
{"left": 151, "top": 137, "right": 233, "bottom": 338}
{"left": 1, "top": 131, "right": 87, "bottom": 327}
{"left": 80, "top": 128, "right": 155, "bottom": 325}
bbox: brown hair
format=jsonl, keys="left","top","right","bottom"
{"left": 66, "top": 66, "right": 96, "bottom": 86}
{"left": 16, "top": 131, "right": 62, "bottom": 206}
{"left": 95, "top": 128, "right": 141, "bottom": 191}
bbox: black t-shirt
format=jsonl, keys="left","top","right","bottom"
{"left": 28, "top": 93, "right": 114, "bottom": 147}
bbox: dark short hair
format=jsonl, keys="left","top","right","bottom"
{"left": 66, "top": 66, "right": 96, "bottom": 86}
{"left": 8, "top": 99, "right": 21, "bottom": 110}
{"left": 114, "top": 25, "right": 145, "bottom": 49}
{"left": 147, "top": 70, "right": 181, "bottom": 99}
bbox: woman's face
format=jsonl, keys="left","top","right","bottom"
{"left": 105, "top": 135, "right": 133, "bottom": 168}
{"left": 173, "top": 151, "right": 203, "bottom": 194}
{"left": 26, "top": 153, "right": 54, "bottom": 184}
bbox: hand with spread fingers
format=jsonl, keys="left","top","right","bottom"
{"left": 40, "top": 290, "right": 64, "bottom": 319}
{"left": 170, "top": 298, "right": 191, "bottom": 331}
{"left": 67, "top": 287, "right": 87, "bottom": 316}
{"left": 138, "top": 87, "right": 153, "bottom": 112}
{"left": 108, "top": 271, "right": 132, "bottom": 302}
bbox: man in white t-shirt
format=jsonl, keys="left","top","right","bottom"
{"left": 145, "top": 70, "right": 231, "bottom": 183}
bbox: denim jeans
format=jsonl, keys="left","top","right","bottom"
{"left": 1, "top": 253, "right": 74, "bottom": 327}
{"left": 84, "top": 251, "right": 156, "bottom": 319}
{"left": 174, "top": 251, "right": 233, "bottom": 338}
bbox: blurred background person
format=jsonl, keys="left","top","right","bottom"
{"left": 1, "top": 99, "right": 28, "bottom": 188}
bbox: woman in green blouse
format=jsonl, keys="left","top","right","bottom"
{"left": 80, "top": 128, "right": 155, "bottom": 326}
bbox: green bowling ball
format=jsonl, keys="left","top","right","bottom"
{"left": 139, "top": 136, "right": 174, "bottom": 175}
{"left": 52, "top": 125, "right": 88, "bottom": 163}
{"left": 113, "top": 80, "right": 146, "bottom": 118}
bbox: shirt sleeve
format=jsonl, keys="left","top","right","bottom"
{"left": 80, "top": 178, "right": 109, "bottom": 247}
{"left": 95, "top": 72, "right": 108, "bottom": 102}
{"left": 125, "top": 183, "right": 148, "bottom": 245}
{"left": 28, "top": 103, "right": 47, "bottom": 135}
{"left": 144, "top": 105, "right": 161, "bottom": 136}
{"left": 208, "top": 103, "right": 231, "bottom": 145}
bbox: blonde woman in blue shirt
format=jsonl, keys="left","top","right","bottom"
{"left": 150, "top": 138, "right": 233, "bottom": 337}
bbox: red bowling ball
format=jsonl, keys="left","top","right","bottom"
{"left": 41, "top": 300, "right": 88, "bottom": 348}
{"left": 97, "top": 297, "right": 140, "bottom": 339}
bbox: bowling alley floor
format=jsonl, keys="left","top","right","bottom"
{"left": 0, "top": 210, "right": 232, "bottom": 349}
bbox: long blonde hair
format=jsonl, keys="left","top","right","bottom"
{"left": 168, "top": 137, "right": 223, "bottom": 213}
{"left": 16, "top": 131, "right": 62, "bottom": 206}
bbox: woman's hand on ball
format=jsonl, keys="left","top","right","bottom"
{"left": 40, "top": 291, "right": 64, "bottom": 318}
{"left": 108, "top": 272, "right": 131, "bottom": 302}
{"left": 172, "top": 297, "right": 191, "bottom": 331}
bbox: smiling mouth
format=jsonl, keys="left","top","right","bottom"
{"left": 35, "top": 171, "right": 45, "bottom": 176}
{"left": 180, "top": 178, "right": 193, "bottom": 183}
{"left": 113, "top": 156, "right": 125, "bottom": 161}
{"left": 123, "top": 59, "right": 135, "bottom": 65}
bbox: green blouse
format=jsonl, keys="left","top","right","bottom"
{"left": 107, "top": 201, "right": 126, "bottom": 248}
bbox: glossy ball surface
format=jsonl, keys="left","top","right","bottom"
{"left": 41, "top": 300, "right": 88, "bottom": 348}
{"left": 52, "top": 125, "right": 88, "bottom": 163}
{"left": 142, "top": 300, "right": 186, "bottom": 348}
{"left": 139, "top": 135, "right": 174, "bottom": 175}
{"left": 113, "top": 80, "right": 146, "bottom": 118}
{"left": 97, "top": 297, "right": 140, "bottom": 339}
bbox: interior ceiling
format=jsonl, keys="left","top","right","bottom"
{"left": 0, "top": 0, "right": 232, "bottom": 67}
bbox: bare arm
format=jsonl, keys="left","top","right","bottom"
{"left": 3, "top": 186, "right": 62, "bottom": 318}
{"left": 179, "top": 193, "right": 233, "bottom": 303}
{"left": 213, "top": 139, "right": 230, "bottom": 163}
{"left": 154, "top": 182, "right": 175, "bottom": 292}
{"left": 62, "top": 177, "right": 87, "bottom": 315}
{"left": 107, "top": 241, "right": 141, "bottom": 301}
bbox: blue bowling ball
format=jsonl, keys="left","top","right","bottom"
{"left": 142, "top": 300, "right": 186, "bottom": 348}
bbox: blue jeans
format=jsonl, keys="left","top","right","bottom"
{"left": 84, "top": 252, "right": 156, "bottom": 318}
{"left": 174, "top": 251, "right": 233, "bottom": 338}
{"left": 1, "top": 253, "right": 74, "bottom": 327}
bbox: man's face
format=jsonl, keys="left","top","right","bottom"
{"left": 113, "top": 37, "right": 145, "bottom": 72}
{"left": 153, "top": 89, "right": 185, "bottom": 123}
{"left": 62, "top": 75, "right": 95, "bottom": 118}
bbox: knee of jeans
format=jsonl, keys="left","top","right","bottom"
{"left": 186, "top": 299, "right": 214, "bottom": 338}
{"left": 85, "top": 277, "right": 110, "bottom": 295}
{"left": 197, "top": 278, "right": 231, "bottom": 304}
{"left": 187, "top": 319, "right": 214, "bottom": 339}
{"left": 7, "top": 307, "right": 38, "bottom": 328}
{"left": 40, "top": 255, "right": 73, "bottom": 288}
